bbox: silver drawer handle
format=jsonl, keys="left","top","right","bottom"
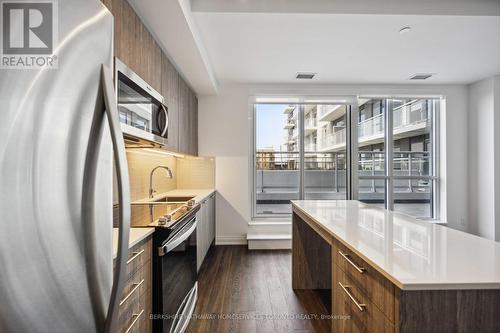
{"left": 119, "top": 279, "right": 145, "bottom": 306}
{"left": 338, "top": 251, "right": 365, "bottom": 274}
{"left": 125, "top": 309, "right": 144, "bottom": 333}
{"left": 339, "top": 282, "right": 366, "bottom": 312}
{"left": 127, "top": 249, "right": 145, "bottom": 265}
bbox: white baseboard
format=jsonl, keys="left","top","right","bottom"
{"left": 215, "top": 235, "right": 247, "bottom": 245}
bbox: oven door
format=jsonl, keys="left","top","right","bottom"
{"left": 158, "top": 217, "right": 198, "bottom": 333}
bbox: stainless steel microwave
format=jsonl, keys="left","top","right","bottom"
{"left": 115, "top": 57, "right": 168, "bottom": 146}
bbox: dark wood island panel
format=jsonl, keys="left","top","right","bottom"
{"left": 292, "top": 206, "right": 500, "bottom": 333}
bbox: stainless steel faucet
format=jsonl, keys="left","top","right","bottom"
{"left": 149, "top": 166, "right": 173, "bottom": 198}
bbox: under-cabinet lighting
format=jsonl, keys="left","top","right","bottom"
{"left": 141, "top": 148, "right": 185, "bottom": 158}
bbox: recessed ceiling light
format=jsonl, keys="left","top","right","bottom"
{"left": 399, "top": 26, "right": 412, "bottom": 34}
{"left": 296, "top": 72, "right": 316, "bottom": 79}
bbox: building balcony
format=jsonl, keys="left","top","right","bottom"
{"left": 283, "top": 105, "right": 295, "bottom": 114}
{"left": 318, "top": 129, "right": 346, "bottom": 151}
{"left": 284, "top": 119, "right": 296, "bottom": 129}
{"left": 304, "top": 117, "right": 317, "bottom": 134}
{"left": 305, "top": 143, "right": 317, "bottom": 152}
{"left": 318, "top": 104, "right": 344, "bottom": 122}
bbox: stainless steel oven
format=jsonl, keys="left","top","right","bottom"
{"left": 152, "top": 205, "right": 199, "bottom": 333}
{"left": 115, "top": 57, "right": 168, "bottom": 146}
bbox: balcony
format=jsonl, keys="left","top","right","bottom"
{"left": 255, "top": 151, "right": 431, "bottom": 216}
{"left": 319, "top": 128, "right": 346, "bottom": 151}
{"left": 318, "top": 102, "right": 429, "bottom": 151}
{"left": 304, "top": 116, "right": 317, "bottom": 134}
{"left": 358, "top": 113, "right": 384, "bottom": 145}
{"left": 305, "top": 143, "right": 316, "bottom": 152}
{"left": 283, "top": 105, "right": 295, "bottom": 114}
{"left": 318, "top": 104, "right": 344, "bottom": 122}
{"left": 284, "top": 118, "right": 296, "bottom": 129}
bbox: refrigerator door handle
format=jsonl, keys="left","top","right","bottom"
{"left": 101, "top": 64, "right": 131, "bottom": 333}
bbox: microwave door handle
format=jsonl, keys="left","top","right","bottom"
{"left": 101, "top": 64, "right": 131, "bottom": 333}
{"left": 158, "top": 218, "right": 197, "bottom": 256}
{"left": 160, "top": 104, "right": 168, "bottom": 137}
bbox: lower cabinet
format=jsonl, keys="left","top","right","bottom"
{"left": 115, "top": 237, "right": 153, "bottom": 333}
{"left": 196, "top": 193, "right": 216, "bottom": 271}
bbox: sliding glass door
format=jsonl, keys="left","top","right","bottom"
{"left": 254, "top": 104, "right": 300, "bottom": 215}
{"left": 253, "top": 102, "right": 349, "bottom": 217}
{"left": 252, "top": 97, "right": 440, "bottom": 220}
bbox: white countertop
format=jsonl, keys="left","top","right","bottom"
{"left": 112, "top": 227, "right": 155, "bottom": 259}
{"left": 292, "top": 200, "right": 500, "bottom": 290}
{"left": 132, "top": 188, "right": 215, "bottom": 205}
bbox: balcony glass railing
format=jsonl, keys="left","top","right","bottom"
{"left": 359, "top": 113, "right": 384, "bottom": 138}
{"left": 318, "top": 105, "right": 429, "bottom": 149}
{"left": 256, "top": 150, "right": 431, "bottom": 186}
{"left": 305, "top": 117, "right": 317, "bottom": 129}
{"left": 321, "top": 129, "right": 346, "bottom": 148}
{"left": 305, "top": 144, "right": 316, "bottom": 152}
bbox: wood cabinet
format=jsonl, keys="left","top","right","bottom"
{"left": 196, "top": 193, "right": 216, "bottom": 271}
{"left": 160, "top": 54, "right": 179, "bottom": 152}
{"left": 291, "top": 208, "right": 500, "bottom": 333}
{"left": 114, "top": 236, "right": 153, "bottom": 333}
{"left": 101, "top": 0, "right": 198, "bottom": 156}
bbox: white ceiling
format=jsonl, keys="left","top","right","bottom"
{"left": 130, "top": 0, "right": 500, "bottom": 94}
{"left": 193, "top": 12, "right": 500, "bottom": 85}
{"left": 129, "top": 0, "right": 218, "bottom": 95}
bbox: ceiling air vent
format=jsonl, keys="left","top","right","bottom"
{"left": 409, "top": 73, "right": 434, "bottom": 80}
{"left": 296, "top": 72, "right": 316, "bottom": 79}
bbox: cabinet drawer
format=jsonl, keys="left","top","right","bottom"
{"left": 119, "top": 260, "right": 152, "bottom": 310}
{"left": 117, "top": 286, "right": 149, "bottom": 333}
{"left": 333, "top": 265, "right": 394, "bottom": 333}
{"left": 113, "top": 238, "right": 152, "bottom": 280}
{"left": 333, "top": 239, "right": 395, "bottom": 322}
{"left": 126, "top": 239, "right": 152, "bottom": 278}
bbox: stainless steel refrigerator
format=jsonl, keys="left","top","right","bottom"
{"left": 0, "top": 0, "right": 131, "bottom": 332}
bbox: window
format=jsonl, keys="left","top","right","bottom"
{"left": 357, "top": 98, "right": 439, "bottom": 219}
{"left": 252, "top": 97, "right": 441, "bottom": 220}
{"left": 252, "top": 103, "right": 348, "bottom": 218}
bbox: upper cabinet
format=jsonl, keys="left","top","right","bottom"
{"left": 102, "top": 0, "right": 198, "bottom": 156}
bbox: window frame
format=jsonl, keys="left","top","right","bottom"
{"left": 250, "top": 96, "right": 442, "bottom": 221}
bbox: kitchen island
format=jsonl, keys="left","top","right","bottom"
{"left": 292, "top": 200, "right": 500, "bottom": 332}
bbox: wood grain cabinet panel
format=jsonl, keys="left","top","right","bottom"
{"left": 114, "top": 237, "right": 153, "bottom": 333}
{"left": 161, "top": 54, "right": 179, "bottom": 152}
{"left": 102, "top": 0, "right": 199, "bottom": 156}
{"left": 333, "top": 265, "right": 395, "bottom": 333}
{"left": 178, "top": 78, "right": 190, "bottom": 154}
{"left": 293, "top": 207, "right": 500, "bottom": 333}
{"left": 332, "top": 239, "right": 395, "bottom": 323}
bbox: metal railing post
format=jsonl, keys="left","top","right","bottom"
{"left": 335, "top": 153, "right": 339, "bottom": 192}
{"left": 408, "top": 153, "right": 413, "bottom": 192}
{"left": 371, "top": 153, "right": 376, "bottom": 192}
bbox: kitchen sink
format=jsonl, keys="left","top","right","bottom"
{"left": 131, "top": 195, "right": 195, "bottom": 205}
{"left": 153, "top": 196, "right": 195, "bottom": 203}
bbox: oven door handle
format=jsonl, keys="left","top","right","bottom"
{"left": 170, "top": 283, "right": 198, "bottom": 333}
{"left": 158, "top": 218, "right": 196, "bottom": 256}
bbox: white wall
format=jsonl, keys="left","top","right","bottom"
{"left": 198, "top": 83, "right": 469, "bottom": 244}
{"left": 468, "top": 76, "right": 500, "bottom": 241}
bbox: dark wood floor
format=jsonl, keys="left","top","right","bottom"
{"left": 186, "top": 246, "right": 331, "bottom": 333}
